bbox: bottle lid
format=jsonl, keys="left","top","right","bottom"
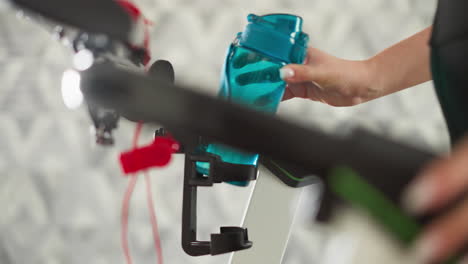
{"left": 239, "top": 14, "right": 309, "bottom": 64}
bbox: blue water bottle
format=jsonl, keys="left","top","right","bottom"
{"left": 196, "top": 14, "right": 309, "bottom": 186}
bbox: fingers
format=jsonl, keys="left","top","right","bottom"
{"left": 403, "top": 137, "right": 468, "bottom": 214}
{"left": 402, "top": 137, "right": 468, "bottom": 263}
{"left": 286, "top": 83, "right": 308, "bottom": 98}
{"left": 412, "top": 197, "right": 468, "bottom": 263}
{"left": 280, "top": 64, "right": 324, "bottom": 84}
{"left": 279, "top": 65, "right": 302, "bottom": 83}
{"left": 282, "top": 83, "right": 323, "bottom": 102}
{"left": 282, "top": 88, "right": 294, "bottom": 101}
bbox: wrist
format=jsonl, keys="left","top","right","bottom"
{"left": 362, "top": 56, "right": 385, "bottom": 100}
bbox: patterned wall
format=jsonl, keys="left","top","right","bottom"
{"left": 0, "top": 0, "right": 442, "bottom": 263}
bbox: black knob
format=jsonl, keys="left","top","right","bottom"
{"left": 148, "top": 60, "right": 175, "bottom": 84}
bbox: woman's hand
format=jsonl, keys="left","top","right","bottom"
{"left": 280, "top": 27, "right": 433, "bottom": 106}
{"left": 404, "top": 136, "right": 468, "bottom": 263}
{"left": 280, "top": 47, "right": 380, "bottom": 106}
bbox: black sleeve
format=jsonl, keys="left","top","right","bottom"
{"left": 431, "top": 0, "right": 468, "bottom": 47}
{"left": 430, "top": 0, "right": 468, "bottom": 143}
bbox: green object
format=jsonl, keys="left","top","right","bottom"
{"left": 329, "top": 166, "right": 420, "bottom": 245}
{"left": 263, "top": 161, "right": 462, "bottom": 262}
{"left": 329, "top": 166, "right": 460, "bottom": 264}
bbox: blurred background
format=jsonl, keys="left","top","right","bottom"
{"left": 0, "top": 0, "right": 443, "bottom": 263}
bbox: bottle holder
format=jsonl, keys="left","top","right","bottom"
{"left": 181, "top": 147, "right": 256, "bottom": 256}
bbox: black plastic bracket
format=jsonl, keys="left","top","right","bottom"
{"left": 182, "top": 149, "right": 256, "bottom": 256}
{"left": 163, "top": 127, "right": 318, "bottom": 256}
{"left": 211, "top": 227, "right": 252, "bottom": 255}
{"left": 187, "top": 154, "right": 257, "bottom": 186}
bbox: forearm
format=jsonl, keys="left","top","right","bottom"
{"left": 367, "top": 26, "right": 433, "bottom": 97}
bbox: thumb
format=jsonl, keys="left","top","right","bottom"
{"left": 280, "top": 64, "right": 324, "bottom": 84}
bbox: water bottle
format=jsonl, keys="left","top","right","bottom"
{"left": 196, "top": 14, "right": 309, "bottom": 186}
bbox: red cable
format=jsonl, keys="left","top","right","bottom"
{"left": 132, "top": 122, "right": 143, "bottom": 149}
{"left": 121, "top": 122, "right": 143, "bottom": 264}
{"left": 122, "top": 174, "right": 138, "bottom": 264}
{"left": 115, "top": 0, "right": 152, "bottom": 65}
{"left": 144, "top": 172, "right": 164, "bottom": 264}
{"left": 121, "top": 122, "right": 164, "bottom": 264}
{"left": 116, "top": 1, "right": 162, "bottom": 262}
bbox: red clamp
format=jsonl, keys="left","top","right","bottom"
{"left": 120, "top": 137, "right": 180, "bottom": 175}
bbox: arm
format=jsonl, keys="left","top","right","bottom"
{"left": 280, "top": 26, "right": 433, "bottom": 106}
{"left": 369, "top": 26, "right": 432, "bottom": 97}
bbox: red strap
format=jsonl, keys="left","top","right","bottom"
{"left": 120, "top": 137, "right": 179, "bottom": 174}
{"left": 115, "top": 0, "right": 152, "bottom": 65}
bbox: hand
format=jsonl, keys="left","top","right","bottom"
{"left": 403, "top": 136, "right": 468, "bottom": 263}
{"left": 280, "top": 47, "right": 382, "bottom": 106}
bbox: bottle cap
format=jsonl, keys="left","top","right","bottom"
{"left": 239, "top": 14, "right": 309, "bottom": 64}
